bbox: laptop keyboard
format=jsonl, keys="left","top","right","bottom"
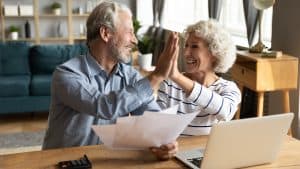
{"left": 188, "top": 157, "right": 203, "bottom": 167}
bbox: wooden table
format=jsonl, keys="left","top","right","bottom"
{"left": 1, "top": 136, "right": 300, "bottom": 169}
{"left": 230, "top": 50, "right": 298, "bottom": 119}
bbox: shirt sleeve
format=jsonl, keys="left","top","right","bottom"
{"left": 187, "top": 81, "right": 241, "bottom": 121}
{"left": 156, "top": 80, "right": 170, "bottom": 109}
{"left": 52, "top": 67, "right": 158, "bottom": 120}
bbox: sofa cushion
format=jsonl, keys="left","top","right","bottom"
{"left": 0, "top": 42, "right": 31, "bottom": 75}
{"left": 30, "top": 43, "right": 88, "bottom": 74}
{"left": 0, "top": 96, "right": 50, "bottom": 113}
{"left": 30, "top": 74, "right": 52, "bottom": 96}
{"left": 0, "top": 76, "right": 30, "bottom": 97}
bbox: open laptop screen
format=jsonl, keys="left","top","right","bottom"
{"left": 175, "top": 113, "right": 294, "bottom": 169}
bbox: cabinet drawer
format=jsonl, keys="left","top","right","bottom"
{"left": 232, "top": 50, "right": 298, "bottom": 91}
{"left": 230, "top": 63, "right": 257, "bottom": 90}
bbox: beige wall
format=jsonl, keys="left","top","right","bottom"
{"left": 271, "top": 0, "right": 300, "bottom": 138}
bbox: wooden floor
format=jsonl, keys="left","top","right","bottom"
{"left": 0, "top": 113, "right": 48, "bottom": 155}
{"left": 0, "top": 112, "right": 48, "bottom": 134}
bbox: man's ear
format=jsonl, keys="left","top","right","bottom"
{"left": 99, "top": 26, "right": 112, "bottom": 43}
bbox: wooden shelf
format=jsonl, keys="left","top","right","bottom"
{"left": 6, "top": 38, "right": 35, "bottom": 42}
{"left": 4, "top": 16, "right": 34, "bottom": 18}
{"left": 0, "top": 0, "right": 89, "bottom": 44}
{"left": 39, "top": 14, "right": 68, "bottom": 18}
{"left": 40, "top": 37, "right": 69, "bottom": 41}
{"left": 72, "top": 14, "right": 89, "bottom": 17}
{"left": 74, "top": 36, "right": 86, "bottom": 40}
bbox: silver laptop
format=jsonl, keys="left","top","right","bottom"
{"left": 175, "top": 113, "right": 294, "bottom": 169}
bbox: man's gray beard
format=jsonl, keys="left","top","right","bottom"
{"left": 117, "top": 54, "right": 131, "bottom": 63}
{"left": 109, "top": 41, "right": 131, "bottom": 63}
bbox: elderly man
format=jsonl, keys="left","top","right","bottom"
{"left": 42, "top": 1, "right": 179, "bottom": 160}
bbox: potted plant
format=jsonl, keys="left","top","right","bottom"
{"left": 133, "top": 19, "right": 155, "bottom": 70}
{"left": 9, "top": 25, "right": 20, "bottom": 40}
{"left": 51, "top": 2, "right": 62, "bottom": 15}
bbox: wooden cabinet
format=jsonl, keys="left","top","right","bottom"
{"left": 231, "top": 50, "right": 298, "bottom": 119}
{"left": 0, "top": 0, "right": 90, "bottom": 44}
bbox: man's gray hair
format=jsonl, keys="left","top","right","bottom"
{"left": 184, "top": 19, "right": 236, "bottom": 73}
{"left": 86, "top": 0, "right": 132, "bottom": 45}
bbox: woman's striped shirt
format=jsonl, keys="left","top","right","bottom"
{"left": 157, "top": 77, "right": 241, "bottom": 136}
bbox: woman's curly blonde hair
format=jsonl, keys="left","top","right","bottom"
{"left": 184, "top": 19, "right": 236, "bottom": 73}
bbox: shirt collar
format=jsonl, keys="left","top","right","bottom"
{"left": 86, "top": 51, "right": 124, "bottom": 78}
{"left": 113, "top": 63, "right": 125, "bottom": 77}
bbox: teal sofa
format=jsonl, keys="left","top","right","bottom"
{"left": 0, "top": 42, "right": 87, "bottom": 114}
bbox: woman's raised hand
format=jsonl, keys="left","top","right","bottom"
{"left": 154, "top": 32, "right": 179, "bottom": 79}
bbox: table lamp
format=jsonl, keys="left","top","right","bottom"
{"left": 249, "top": 0, "right": 275, "bottom": 53}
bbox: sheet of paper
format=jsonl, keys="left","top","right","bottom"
{"left": 92, "top": 106, "right": 198, "bottom": 150}
{"left": 91, "top": 124, "right": 115, "bottom": 148}
{"left": 115, "top": 112, "right": 197, "bottom": 149}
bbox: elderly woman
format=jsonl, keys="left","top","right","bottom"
{"left": 157, "top": 19, "right": 241, "bottom": 136}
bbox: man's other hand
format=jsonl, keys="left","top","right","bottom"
{"left": 150, "top": 141, "right": 178, "bottom": 161}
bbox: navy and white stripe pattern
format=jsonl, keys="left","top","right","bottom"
{"left": 157, "top": 78, "right": 241, "bottom": 136}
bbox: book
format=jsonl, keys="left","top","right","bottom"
{"left": 19, "top": 5, "right": 33, "bottom": 16}
{"left": 3, "top": 5, "right": 18, "bottom": 16}
{"left": 260, "top": 50, "right": 282, "bottom": 58}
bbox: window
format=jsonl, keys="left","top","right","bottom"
{"left": 219, "top": 0, "right": 273, "bottom": 47}
{"left": 161, "top": 0, "right": 208, "bottom": 32}
{"left": 136, "top": 0, "right": 153, "bottom": 26}
{"left": 136, "top": 0, "right": 208, "bottom": 32}
{"left": 136, "top": 0, "right": 272, "bottom": 47}
{"left": 219, "top": 0, "right": 247, "bottom": 46}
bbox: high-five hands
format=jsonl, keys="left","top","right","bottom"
{"left": 154, "top": 32, "right": 179, "bottom": 79}
{"left": 147, "top": 32, "right": 179, "bottom": 89}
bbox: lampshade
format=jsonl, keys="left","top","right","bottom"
{"left": 253, "top": 0, "right": 275, "bottom": 10}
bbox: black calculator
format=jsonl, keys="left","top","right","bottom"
{"left": 58, "top": 154, "right": 92, "bottom": 169}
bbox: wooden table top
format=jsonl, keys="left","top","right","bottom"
{"left": 1, "top": 136, "right": 300, "bottom": 169}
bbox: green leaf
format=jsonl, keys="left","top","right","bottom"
{"left": 9, "top": 25, "right": 20, "bottom": 32}
{"left": 133, "top": 18, "right": 154, "bottom": 54}
{"left": 51, "top": 2, "right": 61, "bottom": 9}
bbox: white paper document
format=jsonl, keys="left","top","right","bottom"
{"left": 92, "top": 106, "right": 197, "bottom": 150}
